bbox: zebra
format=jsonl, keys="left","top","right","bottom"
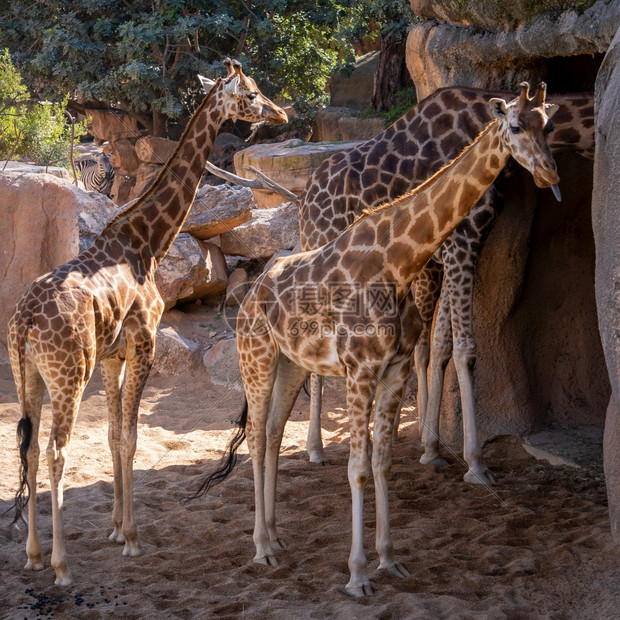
{"left": 75, "top": 153, "right": 115, "bottom": 198}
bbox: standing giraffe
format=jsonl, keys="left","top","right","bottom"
{"left": 194, "top": 83, "right": 559, "bottom": 596}
{"left": 300, "top": 86, "right": 594, "bottom": 482}
{"left": 7, "top": 59, "right": 287, "bottom": 586}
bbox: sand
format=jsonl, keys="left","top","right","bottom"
{"left": 0, "top": 358, "right": 618, "bottom": 619}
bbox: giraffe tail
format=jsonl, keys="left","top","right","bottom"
{"left": 182, "top": 397, "right": 248, "bottom": 503}
{"left": 7, "top": 316, "right": 32, "bottom": 526}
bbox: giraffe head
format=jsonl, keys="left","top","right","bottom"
{"left": 490, "top": 82, "right": 561, "bottom": 200}
{"left": 198, "top": 58, "right": 288, "bottom": 126}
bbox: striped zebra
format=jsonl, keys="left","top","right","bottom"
{"left": 75, "top": 153, "right": 115, "bottom": 198}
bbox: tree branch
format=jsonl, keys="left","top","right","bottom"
{"left": 204, "top": 161, "right": 299, "bottom": 204}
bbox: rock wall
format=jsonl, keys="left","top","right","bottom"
{"left": 407, "top": 0, "right": 617, "bottom": 98}
{"left": 0, "top": 172, "right": 99, "bottom": 362}
{"left": 592, "top": 25, "right": 620, "bottom": 541}
{"left": 404, "top": 0, "right": 618, "bottom": 443}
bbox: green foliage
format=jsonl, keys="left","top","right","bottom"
{"left": 0, "top": 1, "right": 415, "bottom": 131}
{"left": 0, "top": 49, "right": 87, "bottom": 166}
{"left": 384, "top": 87, "right": 417, "bottom": 126}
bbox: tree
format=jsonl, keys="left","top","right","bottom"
{"left": 1, "top": 1, "right": 417, "bottom": 138}
{"left": 0, "top": 49, "right": 86, "bottom": 166}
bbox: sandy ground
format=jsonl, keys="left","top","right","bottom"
{"left": 0, "top": 358, "right": 618, "bottom": 620}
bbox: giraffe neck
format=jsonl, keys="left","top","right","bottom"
{"left": 102, "top": 83, "right": 225, "bottom": 268}
{"left": 336, "top": 120, "right": 509, "bottom": 291}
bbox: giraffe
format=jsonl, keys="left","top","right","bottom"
{"left": 194, "top": 83, "right": 559, "bottom": 596}
{"left": 300, "top": 85, "right": 594, "bottom": 482}
{"left": 7, "top": 59, "right": 287, "bottom": 586}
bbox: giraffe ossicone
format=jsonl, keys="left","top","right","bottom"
{"left": 193, "top": 83, "right": 559, "bottom": 596}
{"left": 7, "top": 60, "right": 286, "bottom": 587}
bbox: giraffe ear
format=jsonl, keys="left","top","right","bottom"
{"left": 489, "top": 98, "right": 508, "bottom": 119}
{"left": 545, "top": 103, "right": 559, "bottom": 118}
{"left": 224, "top": 74, "right": 241, "bottom": 96}
{"left": 197, "top": 75, "right": 216, "bottom": 93}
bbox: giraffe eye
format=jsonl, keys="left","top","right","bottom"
{"left": 510, "top": 124, "right": 522, "bottom": 134}
{"left": 248, "top": 92, "right": 258, "bottom": 101}
{"left": 544, "top": 120, "right": 554, "bottom": 134}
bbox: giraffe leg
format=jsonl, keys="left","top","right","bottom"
{"left": 345, "top": 370, "right": 376, "bottom": 598}
{"left": 47, "top": 377, "right": 87, "bottom": 586}
{"left": 420, "top": 289, "right": 452, "bottom": 467}
{"left": 373, "top": 357, "right": 411, "bottom": 580}
{"left": 238, "top": 332, "right": 281, "bottom": 567}
{"left": 22, "top": 358, "right": 45, "bottom": 572}
{"left": 264, "top": 356, "right": 309, "bottom": 549}
{"left": 117, "top": 340, "right": 155, "bottom": 557}
{"left": 413, "top": 259, "right": 443, "bottom": 433}
{"left": 443, "top": 258, "right": 495, "bottom": 486}
{"left": 306, "top": 373, "right": 326, "bottom": 464}
{"left": 100, "top": 357, "right": 126, "bottom": 543}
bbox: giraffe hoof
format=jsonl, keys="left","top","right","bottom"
{"left": 379, "top": 562, "right": 410, "bottom": 579}
{"left": 122, "top": 542, "right": 144, "bottom": 557}
{"left": 419, "top": 453, "right": 449, "bottom": 467}
{"left": 109, "top": 528, "right": 125, "bottom": 544}
{"left": 345, "top": 583, "right": 373, "bottom": 598}
{"left": 464, "top": 468, "right": 495, "bottom": 485}
{"left": 308, "top": 450, "right": 327, "bottom": 465}
{"left": 53, "top": 571, "right": 73, "bottom": 587}
{"left": 254, "top": 553, "right": 279, "bottom": 567}
{"left": 24, "top": 559, "right": 44, "bottom": 571}
{"left": 271, "top": 537, "right": 287, "bottom": 550}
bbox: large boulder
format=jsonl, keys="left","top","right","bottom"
{"left": 329, "top": 51, "right": 380, "bottom": 108}
{"left": 234, "top": 139, "right": 364, "bottom": 207}
{"left": 135, "top": 136, "right": 177, "bottom": 165}
{"left": 406, "top": 0, "right": 619, "bottom": 98}
{"left": 182, "top": 185, "right": 253, "bottom": 240}
{"left": 410, "top": 0, "right": 597, "bottom": 32}
{"left": 155, "top": 234, "right": 228, "bottom": 310}
{"left": 592, "top": 25, "right": 620, "bottom": 541}
{"left": 202, "top": 337, "right": 242, "bottom": 390}
{"left": 0, "top": 172, "right": 91, "bottom": 362}
{"left": 0, "top": 161, "right": 73, "bottom": 182}
{"left": 153, "top": 323, "right": 202, "bottom": 376}
{"left": 220, "top": 202, "right": 299, "bottom": 259}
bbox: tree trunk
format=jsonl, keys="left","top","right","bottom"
{"left": 152, "top": 108, "right": 168, "bottom": 138}
{"left": 372, "top": 36, "right": 414, "bottom": 111}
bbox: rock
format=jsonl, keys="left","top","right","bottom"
{"left": 234, "top": 139, "right": 364, "bottom": 206}
{"left": 406, "top": 0, "right": 618, "bottom": 98}
{"left": 77, "top": 192, "right": 120, "bottom": 251}
{"left": 0, "top": 172, "right": 96, "bottom": 362}
{"left": 339, "top": 116, "right": 386, "bottom": 141}
{"left": 135, "top": 136, "right": 177, "bottom": 165}
{"left": 225, "top": 268, "right": 250, "bottom": 306}
{"left": 202, "top": 337, "right": 243, "bottom": 390}
{"left": 155, "top": 234, "right": 228, "bottom": 310}
{"left": 209, "top": 132, "right": 247, "bottom": 170}
{"left": 410, "top": 0, "right": 600, "bottom": 32}
{"left": 131, "top": 163, "right": 162, "bottom": 199}
{"left": 592, "top": 24, "right": 620, "bottom": 542}
{"left": 182, "top": 185, "right": 253, "bottom": 240}
{"left": 220, "top": 202, "right": 299, "bottom": 258}
{"left": 86, "top": 108, "right": 147, "bottom": 143}
{"left": 153, "top": 323, "right": 202, "bottom": 376}
{"left": 329, "top": 51, "right": 380, "bottom": 108}
{"left": 313, "top": 107, "right": 355, "bottom": 142}
{"left": 109, "top": 138, "right": 140, "bottom": 175}
{"left": 0, "top": 161, "right": 73, "bottom": 181}
{"left": 110, "top": 172, "right": 135, "bottom": 206}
